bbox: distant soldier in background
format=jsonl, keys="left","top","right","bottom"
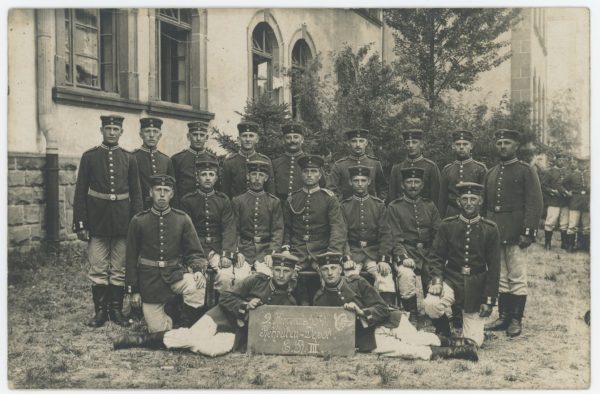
{"left": 326, "top": 129, "right": 387, "bottom": 200}
{"left": 133, "top": 117, "right": 175, "bottom": 210}
{"left": 540, "top": 152, "right": 570, "bottom": 250}
{"left": 564, "top": 155, "right": 590, "bottom": 252}
{"left": 73, "top": 114, "right": 143, "bottom": 328}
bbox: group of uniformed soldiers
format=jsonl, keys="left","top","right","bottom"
{"left": 73, "top": 112, "right": 584, "bottom": 360}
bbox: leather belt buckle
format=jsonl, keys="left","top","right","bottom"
{"left": 205, "top": 237, "right": 213, "bottom": 243}
{"left": 109, "top": 194, "right": 117, "bottom": 201}
{"left": 303, "top": 235, "right": 310, "bottom": 242}
{"left": 494, "top": 205, "right": 501, "bottom": 212}
{"left": 254, "top": 236, "right": 262, "bottom": 243}
{"left": 359, "top": 241, "right": 367, "bottom": 248}
{"left": 461, "top": 266, "right": 471, "bottom": 275}
{"left": 158, "top": 261, "right": 166, "bottom": 268}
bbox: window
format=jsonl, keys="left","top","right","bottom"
{"left": 63, "top": 9, "right": 118, "bottom": 92}
{"left": 157, "top": 9, "right": 192, "bottom": 104}
{"left": 353, "top": 9, "right": 382, "bottom": 26}
{"left": 252, "top": 22, "right": 277, "bottom": 100}
{"left": 291, "top": 39, "right": 313, "bottom": 120}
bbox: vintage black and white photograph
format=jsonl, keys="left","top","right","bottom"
{"left": 4, "top": 2, "right": 593, "bottom": 390}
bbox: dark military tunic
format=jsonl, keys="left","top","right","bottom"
{"left": 132, "top": 146, "right": 175, "bottom": 209}
{"left": 272, "top": 151, "right": 325, "bottom": 201}
{"left": 283, "top": 186, "right": 347, "bottom": 267}
{"left": 340, "top": 195, "right": 392, "bottom": 263}
{"left": 72, "top": 143, "right": 143, "bottom": 236}
{"left": 429, "top": 215, "right": 501, "bottom": 313}
{"left": 180, "top": 189, "right": 237, "bottom": 258}
{"left": 388, "top": 155, "right": 440, "bottom": 204}
{"left": 232, "top": 190, "right": 284, "bottom": 263}
{"left": 483, "top": 158, "right": 543, "bottom": 244}
{"left": 221, "top": 151, "right": 275, "bottom": 199}
{"left": 540, "top": 166, "right": 570, "bottom": 208}
{"left": 124, "top": 207, "right": 206, "bottom": 304}
{"left": 439, "top": 158, "right": 487, "bottom": 217}
{"left": 564, "top": 168, "right": 590, "bottom": 211}
{"left": 386, "top": 196, "right": 441, "bottom": 270}
{"left": 326, "top": 154, "right": 388, "bottom": 200}
{"left": 171, "top": 148, "right": 217, "bottom": 206}
{"left": 313, "top": 276, "right": 390, "bottom": 352}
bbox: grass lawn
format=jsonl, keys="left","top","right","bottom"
{"left": 7, "top": 240, "right": 590, "bottom": 389}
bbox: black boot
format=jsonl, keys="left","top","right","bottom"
{"left": 581, "top": 233, "right": 590, "bottom": 252}
{"left": 431, "top": 314, "right": 452, "bottom": 338}
{"left": 544, "top": 230, "right": 553, "bottom": 250}
{"left": 430, "top": 344, "right": 478, "bottom": 362}
{"left": 108, "top": 285, "right": 130, "bottom": 327}
{"left": 113, "top": 331, "right": 166, "bottom": 350}
{"left": 567, "top": 233, "right": 576, "bottom": 253}
{"left": 439, "top": 337, "right": 478, "bottom": 348}
{"left": 451, "top": 305, "right": 463, "bottom": 329}
{"left": 507, "top": 294, "right": 526, "bottom": 337}
{"left": 380, "top": 292, "right": 397, "bottom": 307}
{"left": 485, "top": 293, "right": 510, "bottom": 331}
{"left": 87, "top": 285, "right": 109, "bottom": 327}
{"left": 179, "top": 303, "right": 205, "bottom": 328}
{"left": 401, "top": 296, "right": 419, "bottom": 326}
{"left": 560, "top": 231, "right": 567, "bottom": 250}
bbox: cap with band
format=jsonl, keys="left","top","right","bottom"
{"left": 402, "top": 129, "right": 424, "bottom": 141}
{"left": 282, "top": 122, "right": 306, "bottom": 136}
{"left": 140, "top": 117, "right": 163, "bottom": 130}
{"left": 237, "top": 120, "right": 260, "bottom": 134}
{"left": 297, "top": 154, "right": 324, "bottom": 169}
{"left": 315, "top": 252, "right": 344, "bottom": 267}
{"left": 399, "top": 167, "right": 424, "bottom": 180}
{"left": 150, "top": 174, "right": 176, "bottom": 188}
{"left": 344, "top": 129, "right": 369, "bottom": 140}
{"left": 188, "top": 121, "right": 209, "bottom": 133}
{"left": 348, "top": 165, "right": 372, "bottom": 178}
{"left": 271, "top": 253, "right": 299, "bottom": 268}
{"left": 101, "top": 114, "right": 124, "bottom": 127}
{"left": 456, "top": 181, "right": 484, "bottom": 196}
{"left": 494, "top": 129, "right": 521, "bottom": 142}
{"left": 195, "top": 157, "right": 219, "bottom": 171}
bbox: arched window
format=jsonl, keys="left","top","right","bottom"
{"left": 291, "top": 39, "right": 313, "bottom": 120}
{"left": 252, "top": 22, "right": 277, "bottom": 100}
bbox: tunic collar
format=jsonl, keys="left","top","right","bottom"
{"left": 324, "top": 278, "right": 344, "bottom": 292}
{"left": 352, "top": 194, "right": 371, "bottom": 202}
{"left": 285, "top": 150, "right": 304, "bottom": 158}
{"left": 238, "top": 149, "right": 256, "bottom": 159}
{"left": 100, "top": 143, "right": 120, "bottom": 151}
{"left": 350, "top": 153, "right": 367, "bottom": 161}
{"left": 459, "top": 214, "right": 481, "bottom": 224}
{"left": 248, "top": 189, "right": 265, "bottom": 197}
{"left": 269, "top": 279, "right": 292, "bottom": 293}
{"left": 455, "top": 157, "right": 473, "bottom": 165}
{"left": 406, "top": 155, "right": 424, "bottom": 164}
{"left": 151, "top": 207, "right": 172, "bottom": 216}
{"left": 187, "top": 147, "right": 206, "bottom": 155}
{"left": 403, "top": 196, "right": 421, "bottom": 204}
{"left": 302, "top": 186, "right": 321, "bottom": 194}
{"left": 140, "top": 146, "right": 157, "bottom": 153}
{"left": 197, "top": 189, "right": 215, "bottom": 198}
{"left": 501, "top": 157, "right": 518, "bottom": 166}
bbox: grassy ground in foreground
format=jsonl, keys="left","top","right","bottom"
{"left": 7, "top": 240, "right": 590, "bottom": 389}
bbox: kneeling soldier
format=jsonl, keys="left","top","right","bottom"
{"left": 125, "top": 175, "right": 208, "bottom": 333}
{"left": 423, "top": 182, "right": 501, "bottom": 346}
{"left": 114, "top": 253, "right": 299, "bottom": 356}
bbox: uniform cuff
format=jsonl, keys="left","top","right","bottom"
{"left": 485, "top": 296, "right": 497, "bottom": 306}
{"left": 379, "top": 255, "right": 391, "bottom": 264}
{"left": 394, "top": 254, "right": 409, "bottom": 264}
{"left": 72, "top": 221, "right": 86, "bottom": 232}
{"left": 523, "top": 227, "right": 537, "bottom": 237}
{"left": 222, "top": 251, "right": 236, "bottom": 260}
{"left": 430, "top": 277, "right": 443, "bottom": 286}
{"left": 126, "top": 285, "right": 138, "bottom": 294}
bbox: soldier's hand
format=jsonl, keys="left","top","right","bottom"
{"left": 208, "top": 252, "right": 221, "bottom": 270}
{"left": 77, "top": 230, "right": 89, "bottom": 242}
{"left": 193, "top": 271, "right": 206, "bottom": 289}
{"left": 428, "top": 283, "right": 443, "bottom": 296}
{"left": 220, "top": 257, "right": 233, "bottom": 269}
{"left": 343, "top": 258, "right": 356, "bottom": 272}
{"left": 402, "top": 258, "right": 416, "bottom": 269}
{"left": 246, "top": 298, "right": 262, "bottom": 310}
{"left": 343, "top": 302, "right": 365, "bottom": 317}
{"left": 479, "top": 303, "right": 493, "bottom": 318}
{"left": 518, "top": 235, "right": 533, "bottom": 249}
{"left": 130, "top": 293, "right": 142, "bottom": 309}
{"left": 263, "top": 254, "right": 273, "bottom": 268}
{"left": 377, "top": 262, "right": 392, "bottom": 276}
{"left": 235, "top": 253, "right": 246, "bottom": 269}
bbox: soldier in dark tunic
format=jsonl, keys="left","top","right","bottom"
{"left": 388, "top": 129, "right": 440, "bottom": 205}
{"left": 132, "top": 117, "right": 175, "bottom": 209}
{"left": 564, "top": 155, "right": 590, "bottom": 252}
{"left": 171, "top": 121, "right": 217, "bottom": 207}
{"left": 72, "top": 114, "right": 143, "bottom": 328}
{"left": 232, "top": 160, "right": 284, "bottom": 276}
{"left": 125, "top": 175, "right": 207, "bottom": 332}
{"left": 540, "top": 152, "right": 571, "bottom": 250}
{"left": 114, "top": 253, "right": 299, "bottom": 356}
{"left": 483, "top": 129, "right": 543, "bottom": 337}
{"left": 424, "top": 182, "right": 501, "bottom": 346}
{"left": 221, "top": 120, "right": 275, "bottom": 199}
{"left": 326, "top": 129, "right": 387, "bottom": 200}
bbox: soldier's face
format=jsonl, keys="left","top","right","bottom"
{"left": 283, "top": 133, "right": 304, "bottom": 153}
{"left": 350, "top": 175, "right": 371, "bottom": 195}
{"left": 495, "top": 139, "right": 518, "bottom": 160}
{"left": 151, "top": 185, "right": 174, "bottom": 210}
{"left": 272, "top": 266, "right": 294, "bottom": 287}
{"left": 302, "top": 167, "right": 322, "bottom": 187}
{"left": 403, "top": 178, "right": 424, "bottom": 199}
{"left": 140, "top": 127, "right": 162, "bottom": 148}
{"left": 405, "top": 139, "right": 423, "bottom": 157}
{"left": 100, "top": 125, "right": 123, "bottom": 144}
{"left": 458, "top": 194, "right": 482, "bottom": 217}
{"left": 556, "top": 157, "right": 567, "bottom": 168}
{"left": 188, "top": 130, "right": 208, "bottom": 150}
{"left": 452, "top": 140, "right": 473, "bottom": 160}
{"left": 197, "top": 170, "right": 218, "bottom": 190}
{"left": 319, "top": 264, "right": 343, "bottom": 285}
{"left": 348, "top": 138, "right": 368, "bottom": 156}
{"left": 239, "top": 132, "right": 259, "bottom": 151}
{"left": 248, "top": 170, "right": 268, "bottom": 191}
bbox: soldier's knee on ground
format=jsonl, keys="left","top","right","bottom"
{"left": 214, "top": 267, "right": 235, "bottom": 292}
{"left": 423, "top": 294, "right": 445, "bottom": 319}
{"left": 396, "top": 265, "right": 417, "bottom": 299}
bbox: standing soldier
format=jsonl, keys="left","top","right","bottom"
{"left": 388, "top": 129, "right": 440, "bottom": 205}
{"left": 72, "top": 114, "right": 143, "bottom": 327}
{"left": 133, "top": 117, "right": 175, "bottom": 210}
{"left": 232, "top": 160, "right": 284, "bottom": 276}
{"left": 340, "top": 165, "right": 396, "bottom": 305}
{"left": 180, "top": 158, "right": 241, "bottom": 295}
{"left": 386, "top": 167, "right": 441, "bottom": 324}
{"left": 541, "top": 152, "right": 570, "bottom": 250}
{"left": 283, "top": 154, "right": 347, "bottom": 304}
{"left": 171, "top": 121, "right": 216, "bottom": 206}
{"left": 439, "top": 130, "right": 487, "bottom": 218}
{"left": 483, "top": 129, "right": 543, "bottom": 337}
{"left": 221, "top": 120, "right": 275, "bottom": 199}
{"left": 424, "top": 182, "right": 501, "bottom": 346}
{"left": 564, "top": 155, "right": 590, "bottom": 252}
{"left": 125, "top": 175, "right": 208, "bottom": 332}
{"left": 326, "top": 129, "right": 387, "bottom": 200}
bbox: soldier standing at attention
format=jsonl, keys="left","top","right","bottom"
{"left": 563, "top": 155, "right": 590, "bottom": 252}
{"left": 483, "top": 129, "right": 543, "bottom": 337}
{"left": 388, "top": 129, "right": 440, "bottom": 205}
{"left": 125, "top": 175, "right": 208, "bottom": 332}
{"left": 171, "top": 121, "right": 216, "bottom": 207}
{"left": 540, "top": 152, "right": 570, "bottom": 250}
{"left": 439, "top": 130, "right": 487, "bottom": 218}
{"left": 326, "top": 129, "right": 387, "bottom": 200}
{"left": 72, "top": 114, "right": 143, "bottom": 327}
{"left": 221, "top": 120, "right": 275, "bottom": 199}
{"left": 132, "top": 117, "right": 175, "bottom": 210}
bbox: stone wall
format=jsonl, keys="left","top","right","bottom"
{"left": 7, "top": 152, "right": 79, "bottom": 253}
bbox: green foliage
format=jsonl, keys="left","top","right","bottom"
{"left": 546, "top": 89, "right": 579, "bottom": 153}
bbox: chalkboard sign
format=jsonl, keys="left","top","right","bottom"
{"left": 247, "top": 305, "right": 356, "bottom": 357}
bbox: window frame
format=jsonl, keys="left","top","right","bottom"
{"left": 290, "top": 39, "right": 313, "bottom": 120}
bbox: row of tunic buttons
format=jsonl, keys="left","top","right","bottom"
{"left": 303, "top": 193, "right": 311, "bottom": 235}
{"left": 108, "top": 150, "right": 115, "bottom": 193}
{"left": 412, "top": 201, "right": 421, "bottom": 233}
{"left": 464, "top": 224, "right": 471, "bottom": 263}
{"left": 204, "top": 197, "right": 212, "bottom": 239}
{"left": 150, "top": 151, "right": 157, "bottom": 175}
{"left": 288, "top": 162, "right": 295, "bottom": 194}
{"left": 359, "top": 200, "right": 366, "bottom": 231}
{"left": 496, "top": 165, "right": 504, "bottom": 206}
{"left": 159, "top": 214, "right": 165, "bottom": 260}
{"left": 254, "top": 195, "right": 260, "bottom": 233}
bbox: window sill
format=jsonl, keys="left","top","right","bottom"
{"left": 148, "top": 101, "right": 214, "bottom": 122}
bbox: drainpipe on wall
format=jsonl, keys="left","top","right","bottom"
{"left": 36, "top": 10, "right": 59, "bottom": 246}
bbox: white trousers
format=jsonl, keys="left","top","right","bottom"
{"left": 372, "top": 312, "right": 440, "bottom": 360}
{"left": 544, "top": 206, "right": 569, "bottom": 232}
{"left": 163, "top": 313, "right": 236, "bottom": 357}
{"left": 345, "top": 260, "right": 396, "bottom": 293}
{"left": 210, "top": 253, "right": 252, "bottom": 292}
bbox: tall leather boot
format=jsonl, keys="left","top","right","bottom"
{"left": 485, "top": 293, "right": 510, "bottom": 331}
{"left": 179, "top": 303, "right": 206, "bottom": 328}
{"left": 560, "top": 231, "right": 567, "bottom": 250}
{"left": 87, "top": 285, "right": 109, "bottom": 327}
{"left": 431, "top": 314, "right": 451, "bottom": 338}
{"left": 567, "top": 233, "right": 576, "bottom": 253}
{"left": 544, "top": 230, "right": 553, "bottom": 250}
{"left": 507, "top": 294, "right": 526, "bottom": 337}
{"left": 380, "top": 292, "right": 397, "bottom": 307}
{"left": 581, "top": 233, "right": 590, "bottom": 252}
{"left": 430, "top": 344, "right": 478, "bottom": 362}
{"left": 451, "top": 305, "right": 463, "bottom": 329}
{"left": 108, "top": 285, "right": 131, "bottom": 327}
{"left": 439, "top": 337, "right": 478, "bottom": 347}
{"left": 401, "top": 296, "right": 419, "bottom": 327}
{"left": 113, "top": 331, "right": 166, "bottom": 350}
